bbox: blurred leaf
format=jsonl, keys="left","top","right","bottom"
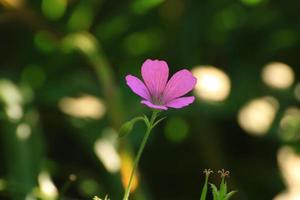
{"left": 41, "top": 0, "right": 67, "bottom": 20}
{"left": 34, "top": 31, "right": 58, "bottom": 53}
{"left": 21, "top": 65, "right": 46, "bottom": 89}
{"left": 164, "top": 117, "right": 189, "bottom": 143}
{"left": 123, "top": 30, "right": 163, "bottom": 55}
{"left": 62, "top": 32, "right": 98, "bottom": 54}
{"left": 131, "top": 0, "right": 164, "bottom": 14}
{"left": 68, "top": 1, "right": 95, "bottom": 31}
{"left": 240, "top": 0, "right": 266, "bottom": 6}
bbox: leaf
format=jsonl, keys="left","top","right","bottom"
{"left": 119, "top": 116, "right": 144, "bottom": 137}
{"left": 219, "top": 179, "right": 227, "bottom": 197}
{"left": 200, "top": 171, "right": 210, "bottom": 200}
{"left": 200, "top": 176, "right": 208, "bottom": 200}
{"left": 224, "top": 191, "right": 237, "bottom": 200}
{"left": 200, "top": 184, "right": 208, "bottom": 200}
{"left": 210, "top": 183, "right": 220, "bottom": 200}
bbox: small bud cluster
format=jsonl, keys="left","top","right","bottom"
{"left": 200, "top": 168, "right": 236, "bottom": 200}
{"left": 218, "top": 169, "right": 230, "bottom": 178}
{"left": 203, "top": 168, "right": 230, "bottom": 179}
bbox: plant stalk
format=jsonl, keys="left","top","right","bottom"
{"left": 122, "top": 110, "right": 159, "bottom": 200}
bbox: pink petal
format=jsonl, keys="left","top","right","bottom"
{"left": 162, "top": 69, "right": 197, "bottom": 103}
{"left": 141, "top": 59, "right": 169, "bottom": 99}
{"left": 166, "top": 96, "right": 195, "bottom": 108}
{"left": 126, "top": 75, "right": 150, "bottom": 100}
{"left": 141, "top": 100, "right": 168, "bottom": 110}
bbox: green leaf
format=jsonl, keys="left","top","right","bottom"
{"left": 219, "top": 179, "right": 227, "bottom": 197}
{"left": 200, "top": 184, "right": 208, "bottom": 200}
{"left": 210, "top": 183, "right": 220, "bottom": 200}
{"left": 224, "top": 191, "right": 237, "bottom": 200}
{"left": 119, "top": 116, "right": 144, "bottom": 137}
{"left": 200, "top": 176, "right": 208, "bottom": 200}
{"left": 42, "top": 0, "right": 67, "bottom": 20}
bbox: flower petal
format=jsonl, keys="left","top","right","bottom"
{"left": 166, "top": 96, "right": 195, "bottom": 108}
{"left": 163, "top": 69, "right": 197, "bottom": 103}
{"left": 141, "top": 100, "right": 168, "bottom": 110}
{"left": 141, "top": 59, "right": 169, "bottom": 99}
{"left": 126, "top": 75, "right": 150, "bottom": 100}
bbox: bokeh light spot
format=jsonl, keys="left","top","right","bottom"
{"left": 262, "top": 62, "right": 295, "bottom": 89}
{"left": 279, "top": 107, "right": 300, "bottom": 141}
{"left": 79, "top": 178, "right": 100, "bottom": 197}
{"left": 0, "top": 179, "right": 7, "bottom": 191}
{"left": 164, "top": 117, "right": 189, "bottom": 143}
{"left": 277, "top": 146, "right": 300, "bottom": 192}
{"left": 192, "top": 66, "right": 231, "bottom": 102}
{"left": 62, "top": 32, "right": 97, "bottom": 54}
{"left": 59, "top": 95, "right": 106, "bottom": 119}
{"left": 238, "top": 96, "right": 278, "bottom": 136}
{"left": 0, "top": 80, "right": 23, "bottom": 121}
{"left": 274, "top": 192, "right": 300, "bottom": 200}
{"left": 120, "top": 151, "right": 138, "bottom": 192}
{"left": 294, "top": 83, "right": 300, "bottom": 102}
{"left": 1, "top": 0, "right": 23, "bottom": 8}
{"left": 38, "top": 171, "right": 58, "bottom": 199}
{"left": 16, "top": 123, "right": 31, "bottom": 140}
{"left": 94, "top": 129, "right": 121, "bottom": 173}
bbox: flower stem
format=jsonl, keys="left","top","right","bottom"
{"left": 122, "top": 110, "right": 159, "bottom": 200}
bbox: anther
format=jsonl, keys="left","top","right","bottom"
{"left": 203, "top": 169, "right": 213, "bottom": 176}
{"left": 218, "top": 169, "right": 230, "bottom": 178}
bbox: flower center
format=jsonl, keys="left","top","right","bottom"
{"left": 151, "top": 93, "right": 164, "bottom": 105}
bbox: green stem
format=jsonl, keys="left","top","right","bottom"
{"left": 122, "top": 110, "right": 159, "bottom": 200}
{"left": 200, "top": 174, "right": 209, "bottom": 200}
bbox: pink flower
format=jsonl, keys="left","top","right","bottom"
{"left": 126, "top": 59, "right": 197, "bottom": 110}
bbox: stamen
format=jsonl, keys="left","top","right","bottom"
{"left": 218, "top": 169, "right": 230, "bottom": 178}
{"left": 203, "top": 169, "right": 213, "bottom": 176}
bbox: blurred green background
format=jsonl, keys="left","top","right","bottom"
{"left": 0, "top": 0, "right": 300, "bottom": 199}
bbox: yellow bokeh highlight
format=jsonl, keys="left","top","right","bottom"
{"left": 58, "top": 95, "right": 106, "bottom": 119}
{"left": 0, "top": 79, "right": 23, "bottom": 121}
{"left": 120, "top": 151, "right": 138, "bottom": 192}
{"left": 274, "top": 146, "right": 300, "bottom": 200}
{"left": 192, "top": 66, "right": 231, "bottom": 102}
{"left": 294, "top": 83, "right": 300, "bottom": 102}
{"left": 278, "top": 146, "right": 300, "bottom": 190}
{"left": 94, "top": 129, "right": 121, "bottom": 173}
{"left": 62, "top": 32, "right": 97, "bottom": 55}
{"left": 238, "top": 96, "right": 278, "bottom": 136}
{"left": 16, "top": 123, "right": 31, "bottom": 140}
{"left": 274, "top": 192, "right": 300, "bottom": 200}
{"left": 1, "top": 0, "right": 23, "bottom": 9}
{"left": 262, "top": 62, "right": 295, "bottom": 89}
{"left": 38, "top": 171, "right": 58, "bottom": 199}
